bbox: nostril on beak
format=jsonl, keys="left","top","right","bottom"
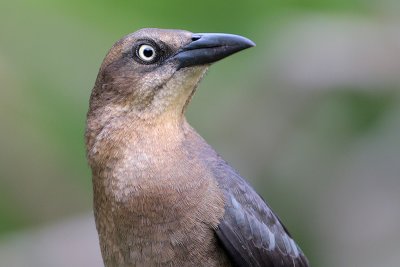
{"left": 191, "top": 35, "right": 201, "bottom": 42}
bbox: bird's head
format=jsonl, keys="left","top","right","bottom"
{"left": 88, "top": 28, "right": 255, "bottom": 121}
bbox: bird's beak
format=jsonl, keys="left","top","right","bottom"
{"left": 172, "top": 33, "right": 255, "bottom": 69}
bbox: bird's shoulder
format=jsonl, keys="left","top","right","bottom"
{"left": 182, "top": 125, "right": 309, "bottom": 267}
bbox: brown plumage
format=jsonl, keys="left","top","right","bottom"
{"left": 85, "top": 28, "right": 310, "bottom": 267}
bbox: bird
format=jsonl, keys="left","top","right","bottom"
{"left": 85, "top": 28, "right": 310, "bottom": 267}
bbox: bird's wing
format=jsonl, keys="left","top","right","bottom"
{"left": 212, "top": 160, "right": 310, "bottom": 267}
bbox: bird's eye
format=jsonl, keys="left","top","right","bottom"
{"left": 137, "top": 44, "right": 156, "bottom": 62}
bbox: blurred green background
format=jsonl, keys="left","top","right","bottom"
{"left": 1, "top": 0, "right": 400, "bottom": 266}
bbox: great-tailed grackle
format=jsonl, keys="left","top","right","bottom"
{"left": 85, "top": 28, "right": 310, "bottom": 267}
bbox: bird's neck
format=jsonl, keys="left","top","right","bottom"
{"left": 86, "top": 108, "right": 187, "bottom": 170}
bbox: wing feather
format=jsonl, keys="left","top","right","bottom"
{"left": 212, "top": 160, "right": 310, "bottom": 267}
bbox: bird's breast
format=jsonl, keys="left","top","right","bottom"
{"left": 92, "top": 136, "right": 229, "bottom": 266}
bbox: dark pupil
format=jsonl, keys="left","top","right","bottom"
{"left": 143, "top": 47, "right": 154, "bottom": 58}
